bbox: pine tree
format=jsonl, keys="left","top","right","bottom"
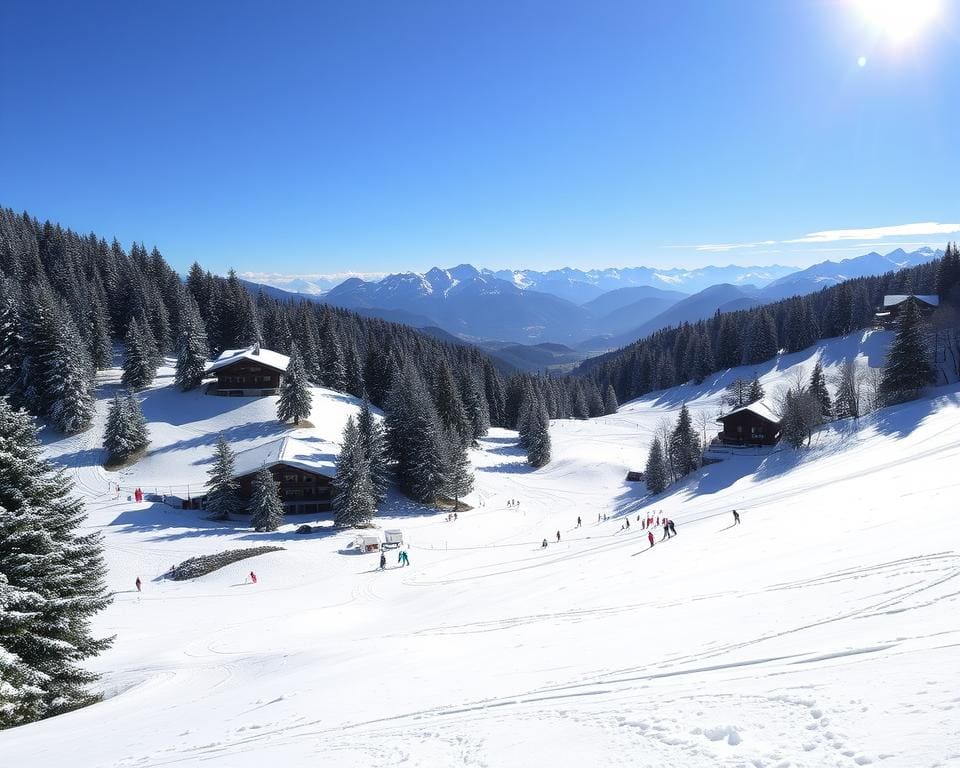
{"left": 723, "top": 378, "right": 749, "bottom": 408}
{"left": 103, "top": 390, "right": 149, "bottom": 461}
{"left": 443, "top": 427, "right": 474, "bottom": 508}
{"left": 434, "top": 361, "right": 470, "bottom": 446}
{"left": 45, "top": 312, "right": 95, "bottom": 434}
{"left": 643, "top": 436, "right": 668, "bottom": 494}
{"left": 277, "top": 343, "right": 312, "bottom": 425}
{"left": 356, "top": 398, "right": 388, "bottom": 503}
{"left": 249, "top": 467, "right": 284, "bottom": 532}
{"left": 879, "top": 298, "right": 937, "bottom": 405}
{"left": 525, "top": 402, "right": 552, "bottom": 468}
{"left": 780, "top": 388, "right": 820, "bottom": 448}
{"left": 747, "top": 377, "right": 765, "bottom": 404}
{"left": 0, "top": 279, "right": 22, "bottom": 396}
{"left": 602, "top": 384, "right": 619, "bottom": 415}
{"left": 205, "top": 435, "right": 243, "bottom": 520}
{"left": 174, "top": 295, "right": 209, "bottom": 391}
{"left": 0, "top": 398, "right": 112, "bottom": 726}
{"left": 808, "top": 361, "right": 832, "bottom": 420}
{"left": 669, "top": 404, "right": 701, "bottom": 478}
{"left": 121, "top": 317, "right": 157, "bottom": 390}
{"left": 333, "top": 416, "right": 376, "bottom": 527}
{"left": 745, "top": 311, "right": 779, "bottom": 364}
{"left": 462, "top": 376, "right": 491, "bottom": 445}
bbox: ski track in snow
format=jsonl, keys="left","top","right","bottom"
{"left": 4, "top": 335, "right": 960, "bottom": 767}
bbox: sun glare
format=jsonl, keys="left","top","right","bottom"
{"left": 853, "top": 0, "right": 942, "bottom": 43}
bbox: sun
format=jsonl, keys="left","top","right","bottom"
{"left": 853, "top": 0, "right": 942, "bottom": 43}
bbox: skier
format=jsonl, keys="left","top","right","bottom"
{"left": 135, "top": 576, "right": 141, "bottom": 593}
{"left": 454, "top": 512, "right": 458, "bottom": 521}
{"left": 542, "top": 538, "right": 548, "bottom": 548}
{"left": 379, "top": 552, "right": 386, "bottom": 570}
{"left": 597, "top": 513, "right": 601, "bottom": 523}
{"left": 398, "top": 550, "right": 410, "bottom": 567}
{"left": 662, "top": 522, "right": 671, "bottom": 541}
{"left": 577, "top": 516, "right": 582, "bottom": 528}
{"left": 732, "top": 509, "right": 740, "bottom": 525}
{"left": 625, "top": 517, "right": 630, "bottom": 529}
{"left": 249, "top": 571, "right": 257, "bottom": 584}
{"left": 556, "top": 530, "right": 561, "bottom": 543}
{"left": 669, "top": 519, "right": 677, "bottom": 537}
{"left": 647, "top": 531, "right": 655, "bottom": 548}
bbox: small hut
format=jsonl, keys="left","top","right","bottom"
{"left": 716, "top": 402, "right": 781, "bottom": 446}
{"left": 874, "top": 294, "right": 939, "bottom": 328}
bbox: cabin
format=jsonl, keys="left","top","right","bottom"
{"left": 874, "top": 294, "right": 939, "bottom": 329}
{"left": 204, "top": 344, "right": 290, "bottom": 396}
{"left": 190, "top": 436, "right": 336, "bottom": 514}
{"left": 716, "top": 401, "right": 781, "bottom": 446}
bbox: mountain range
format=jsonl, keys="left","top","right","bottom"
{"left": 248, "top": 247, "right": 943, "bottom": 354}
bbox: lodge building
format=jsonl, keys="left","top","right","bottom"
{"left": 874, "top": 294, "right": 939, "bottom": 329}
{"left": 204, "top": 344, "right": 290, "bottom": 396}
{"left": 191, "top": 436, "right": 336, "bottom": 514}
{"left": 716, "top": 401, "right": 782, "bottom": 446}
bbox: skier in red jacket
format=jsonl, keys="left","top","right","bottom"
{"left": 647, "top": 531, "right": 655, "bottom": 548}
{"left": 249, "top": 571, "right": 257, "bottom": 584}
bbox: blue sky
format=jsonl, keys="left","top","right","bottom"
{"left": 1, "top": 1, "right": 958, "bottom": 277}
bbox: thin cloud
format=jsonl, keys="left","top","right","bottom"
{"left": 672, "top": 221, "right": 960, "bottom": 252}
{"left": 241, "top": 270, "right": 388, "bottom": 282}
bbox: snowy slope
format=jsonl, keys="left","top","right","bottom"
{"left": 3, "top": 335, "right": 960, "bottom": 768}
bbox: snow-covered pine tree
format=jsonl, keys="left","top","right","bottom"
{"left": 121, "top": 317, "right": 157, "bottom": 390}
{"left": 643, "top": 436, "right": 668, "bottom": 494}
{"left": 87, "top": 294, "right": 113, "bottom": 371}
{"left": 277, "top": 343, "right": 312, "bottom": 425}
{"left": 780, "top": 388, "right": 820, "bottom": 448}
{"left": 571, "top": 383, "right": 589, "bottom": 419}
{"left": 669, "top": 404, "right": 701, "bottom": 478}
{"left": 174, "top": 295, "right": 209, "bottom": 391}
{"left": 249, "top": 467, "right": 284, "bottom": 532}
{"left": 833, "top": 359, "right": 863, "bottom": 419}
{"left": 723, "top": 378, "right": 749, "bottom": 408}
{"left": 384, "top": 365, "right": 447, "bottom": 503}
{"left": 808, "top": 361, "right": 832, "bottom": 420}
{"left": 320, "top": 325, "right": 347, "bottom": 392}
{"left": 602, "top": 384, "right": 619, "bottom": 415}
{"left": 344, "top": 344, "right": 365, "bottom": 398}
{"left": 103, "top": 390, "right": 149, "bottom": 461}
{"left": 0, "top": 397, "right": 111, "bottom": 726}
{"left": 443, "top": 427, "right": 474, "bottom": 507}
{"left": 462, "top": 375, "right": 491, "bottom": 445}
{"left": 880, "top": 298, "right": 937, "bottom": 405}
{"left": 747, "top": 376, "right": 765, "bottom": 404}
{"left": 525, "top": 402, "right": 551, "bottom": 468}
{"left": 0, "top": 279, "right": 22, "bottom": 396}
{"left": 333, "top": 416, "right": 376, "bottom": 527}
{"left": 45, "top": 311, "right": 95, "bottom": 434}
{"left": 205, "top": 435, "right": 243, "bottom": 520}
{"left": 434, "top": 361, "right": 471, "bottom": 446}
{"left": 357, "top": 397, "right": 388, "bottom": 503}
{"left": 745, "top": 310, "right": 779, "bottom": 365}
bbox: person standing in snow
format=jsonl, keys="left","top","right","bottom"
{"left": 669, "top": 519, "right": 677, "bottom": 537}
{"left": 576, "top": 516, "right": 582, "bottom": 528}
{"left": 398, "top": 550, "right": 410, "bottom": 567}
{"left": 732, "top": 509, "right": 740, "bottom": 525}
{"left": 542, "top": 538, "right": 548, "bottom": 548}
{"left": 625, "top": 517, "right": 630, "bottom": 529}
{"left": 379, "top": 552, "right": 386, "bottom": 570}
{"left": 556, "top": 530, "right": 561, "bottom": 543}
{"left": 661, "top": 521, "right": 671, "bottom": 541}
{"left": 249, "top": 571, "right": 257, "bottom": 584}
{"left": 647, "top": 531, "right": 655, "bottom": 548}
{"left": 135, "top": 577, "right": 141, "bottom": 592}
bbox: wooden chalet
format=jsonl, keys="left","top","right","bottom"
{"left": 716, "top": 401, "right": 781, "bottom": 446}
{"left": 874, "top": 294, "right": 939, "bottom": 329}
{"left": 204, "top": 344, "right": 290, "bottom": 396}
{"left": 191, "top": 436, "right": 336, "bottom": 514}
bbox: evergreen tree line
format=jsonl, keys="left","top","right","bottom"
{"left": 579, "top": 248, "right": 960, "bottom": 405}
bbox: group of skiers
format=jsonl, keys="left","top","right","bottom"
{"left": 507, "top": 499, "right": 521, "bottom": 507}
{"left": 379, "top": 549, "right": 410, "bottom": 569}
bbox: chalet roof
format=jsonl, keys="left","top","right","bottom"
{"left": 204, "top": 345, "right": 290, "bottom": 375}
{"left": 230, "top": 436, "right": 337, "bottom": 479}
{"left": 717, "top": 400, "right": 781, "bottom": 425}
{"left": 882, "top": 294, "right": 940, "bottom": 308}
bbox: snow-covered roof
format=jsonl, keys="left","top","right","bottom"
{"left": 230, "top": 436, "right": 337, "bottom": 479}
{"left": 883, "top": 294, "right": 940, "bottom": 308}
{"left": 204, "top": 345, "right": 290, "bottom": 375}
{"left": 718, "top": 401, "right": 781, "bottom": 424}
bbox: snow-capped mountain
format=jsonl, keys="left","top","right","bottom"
{"left": 762, "top": 247, "right": 942, "bottom": 300}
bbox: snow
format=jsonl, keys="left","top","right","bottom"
{"left": 205, "top": 346, "right": 291, "bottom": 374}
{"left": 231, "top": 436, "right": 337, "bottom": 479}
{"left": 3, "top": 331, "right": 960, "bottom": 767}
{"left": 883, "top": 294, "right": 940, "bottom": 308}
{"left": 720, "top": 400, "right": 781, "bottom": 424}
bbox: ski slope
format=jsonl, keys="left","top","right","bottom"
{"left": 3, "top": 332, "right": 960, "bottom": 768}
